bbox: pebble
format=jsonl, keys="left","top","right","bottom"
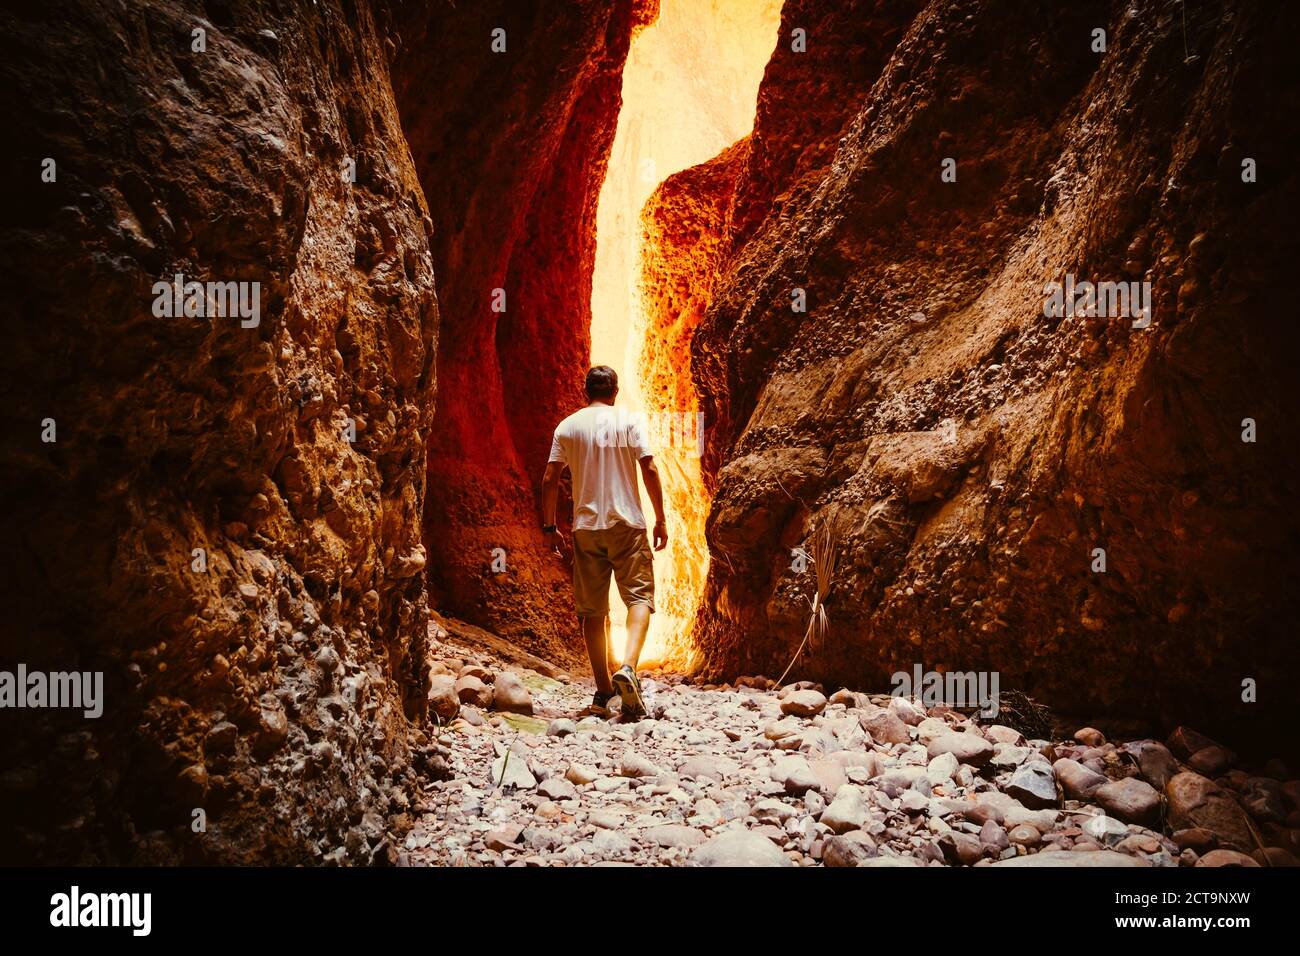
{"left": 1006, "top": 761, "right": 1057, "bottom": 809}
{"left": 1074, "top": 727, "right": 1106, "bottom": 747}
{"left": 780, "top": 690, "right": 828, "bottom": 718}
{"left": 1053, "top": 757, "right": 1107, "bottom": 800}
{"left": 823, "top": 833, "right": 877, "bottom": 866}
{"left": 821, "top": 785, "right": 870, "bottom": 834}
{"left": 619, "top": 752, "right": 662, "bottom": 778}
{"left": 927, "top": 732, "right": 994, "bottom": 768}
{"left": 691, "top": 831, "right": 794, "bottom": 867}
{"left": 1094, "top": 777, "right": 1160, "bottom": 825}
{"left": 455, "top": 675, "right": 493, "bottom": 708}
{"left": 1007, "top": 823, "right": 1041, "bottom": 847}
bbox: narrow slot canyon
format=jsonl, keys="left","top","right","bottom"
{"left": 589, "top": 0, "right": 782, "bottom": 668}
{"left": 1, "top": 0, "right": 1298, "bottom": 874}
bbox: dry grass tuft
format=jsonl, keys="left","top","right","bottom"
{"left": 777, "top": 514, "right": 841, "bottom": 686}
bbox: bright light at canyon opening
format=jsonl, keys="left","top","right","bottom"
{"left": 590, "top": 0, "right": 781, "bottom": 669}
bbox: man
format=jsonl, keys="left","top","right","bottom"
{"left": 541, "top": 366, "right": 667, "bottom": 719}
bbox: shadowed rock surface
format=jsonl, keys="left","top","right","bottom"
{"left": 392, "top": 0, "right": 653, "bottom": 666}
{"left": 651, "top": 0, "right": 1300, "bottom": 744}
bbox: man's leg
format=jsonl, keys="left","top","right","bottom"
{"left": 622, "top": 603, "right": 651, "bottom": 673}
{"left": 572, "top": 529, "right": 614, "bottom": 698}
{"left": 611, "top": 524, "right": 656, "bottom": 673}
{"left": 583, "top": 614, "right": 615, "bottom": 695}
{"left": 604, "top": 614, "right": 620, "bottom": 675}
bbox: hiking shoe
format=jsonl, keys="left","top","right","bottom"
{"left": 611, "top": 665, "right": 646, "bottom": 719}
{"left": 578, "top": 690, "right": 614, "bottom": 718}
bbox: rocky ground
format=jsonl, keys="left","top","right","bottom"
{"left": 405, "top": 625, "right": 1300, "bottom": 867}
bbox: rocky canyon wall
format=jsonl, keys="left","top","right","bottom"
{"left": 0, "top": 0, "right": 448, "bottom": 864}
{"left": 392, "top": 0, "right": 652, "bottom": 666}
{"left": 669, "top": 0, "right": 1299, "bottom": 744}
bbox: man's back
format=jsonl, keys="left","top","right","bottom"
{"left": 548, "top": 405, "right": 649, "bottom": 531}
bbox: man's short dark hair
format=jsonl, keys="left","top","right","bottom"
{"left": 585, "top": 365, "right": 618, "bottom": 400}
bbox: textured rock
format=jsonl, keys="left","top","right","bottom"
{"left": 1166, "top": 771, "right": 1254, "bottom": 853}
{"left": 0, "top": 0, "right": 451, "bottom": 864}
{"left": 861, "top": 709, "right": 912, "bottom": 745}
{"left": 1053, "top": 758, "right": 1108, "bottom": 801}
{"left": 1006, "top": 762, "right": 1058, "bottom": 810}
{"left": 491, "top": 751, "right": 538, "bottom": 790}
{"left": 490, "top": 672, "right": 534, "bottom": 715}
{"left": 547, "top": 719, "right": 577, "bottom": 737}
{"left": 937, "top": 831, "right": 984, "bottom": 866}
{"left": 646, "top": 824, "right": 706, "bottom": 849}
{"left": 780, "top": 689, "right": 828, "bottom": 718}
{"left": 1074, "top": 728, "right": 1106, "bottom": 747}
{"left": 1007, "top": 824, "right": 1041, "bottom": 848}
{"left": 927, "top": 733, "right": 994, "bottom": 768}
{"left": 1094, "top": 778, "right": 1161, "bottom": 826}
{"left": 666, "top": 0, "right": 1300, "bottom": 748}
{"left": 822, "top": 785, "right": 870, "bottom": 834}
{"left": 1196, "top": 850, "right": 1259, "bottom": 868}
{"left": 619, "top": 752, "right": 662, "bottom": 779}
{"left": 456, "top": 675, "right": 494, "bottom": 708}
{"left": 1121, "top": 740, "right": 1179, "bottom": 791}
{"left": 822, "top": 833, "right": 878, "bottom": 867}
{"left": 393, "top": 0, "right": 647, "bottom": 666}
{"left": 691, "top": 831, "right": 794, "bottom": 867}
{"left": 428, "top": 676, "right": 461, "bottom": 723}
{"left": 993, "top": 850, "right": 1147, "bottom": 868}
{"left": 566, "top": 763, "right": 599, "bottom": 786}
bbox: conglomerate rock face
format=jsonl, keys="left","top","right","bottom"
{"left": 667, "top": 0, "right": 1299, "bottom": 743}
{"left": 392, "top": 0, "right": 653, "bottom": 666}
{"left": 0, "top": 0, "right": 445, "bottom": 864}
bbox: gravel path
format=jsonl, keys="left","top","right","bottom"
{"left": 406, "top": 636, "right": 1291, "bottom": 868}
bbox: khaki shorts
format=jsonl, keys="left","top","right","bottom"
{"left": 572, "top": 522, "right": 655, "bottom": 618}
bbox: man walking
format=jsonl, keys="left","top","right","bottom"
{"left": 541, "top": 366, "right": 667, "bottom": 718}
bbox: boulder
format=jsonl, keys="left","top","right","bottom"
{"left": 1121, "top": 740, "right": 1179, "bottom": 790}
{"left": 455, "top": 674, "right": 493, "bottom": 708}
{"left": 1167, "top": 726, "right": 1221, "bottom": 760}
{"left": 860, "top": 708, "right": 911, "bottom": 745}
{"left": 1053, "top": 758, "right": 1108, "bottom": 801}
{"left": 927, "top": 732, "right": 994, "bottom": 768}
{"left": 823, "top": 833, "right": 878, "bottom": 867}
{"left": 1166, "top": 771, "right": 1254, "bottom": 852}
{"left": 1094, "top": 777, "right": 1160, "bottom": 825}
{"left": 490, "top": 672, "right": 533, "bottom": 714}
{"left": 691, "top": 831, "right": 794, "bottom": 867}
{"left": 781, "top": 689, "right": 828, "bottom": 717}
{"left": 1006, "top": 761, "right": 1058, "bottom": 809}
{"left": 993, "top": 850, "right": 1147, "bottom": 867}
{"left": 1196, "top": 849, "right": 1259, "bottom": 867}
{"left": 822, "top": 785, "right": 870, "bottom": 834}
{"left": 427, "top": 675, "right": 460, "bottom": 722}
{"left": 1074, "top": 727, "right": 1106, "bottom": 747}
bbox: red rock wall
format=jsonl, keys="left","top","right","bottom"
{"left": 391, "top": 0, "right": 652, "bottom": 666}
{"left": 678, "top": 0, "right": 1300, "bottom": 743}
{"left": 0, "top": 0, "right": 440, "bottom": 864}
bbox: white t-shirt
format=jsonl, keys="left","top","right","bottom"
{"left": 548, "top": 404, "right": 652, "bottom": 531}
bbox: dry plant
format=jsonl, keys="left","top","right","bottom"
{"left": 777, "top": 513, "right": 841, "bottom": 686}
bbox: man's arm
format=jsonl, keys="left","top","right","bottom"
{"left": 541, "top": 461, "right": 566, "bottom": 555}
{"left": 638, "top": 455, "right": 668, "bottom": 551}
